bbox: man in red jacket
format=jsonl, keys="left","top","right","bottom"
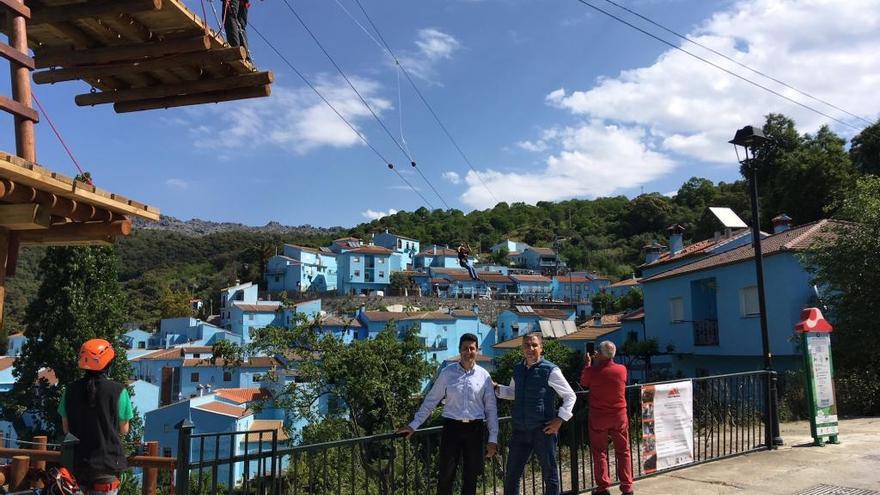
{"left": 580, "top": 341, "right": 634, "bottom": 495}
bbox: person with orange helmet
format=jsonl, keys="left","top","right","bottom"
{"left": 58, "top": 338, "right": 133, "bottom": 495}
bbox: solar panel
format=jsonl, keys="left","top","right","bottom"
{"left": 709, "top": 207, "right": 748, "bottom": 229}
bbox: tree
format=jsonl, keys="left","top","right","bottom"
{"left": 1, "top": 247, "right": 132, "bottom": 438}
{"left": 490, "top": 247, "right": 510, "bottom": 266}
{"left": 850, "top": 119, "right": 880, "bottom": 175}
{"left": 389, "top": 272, "right": 416, "bottom": 296}
{"left": 615, "top": 288, "right": 643, "bottom": 313}
{"left": 492, "top": 339, "right": 582, "bottom": 388}
{"left": 590, "top": 291, "right": 617, "bottom": 315}
{"left": 158, "top": 286, "right": 195, "bottom": 320}
{"left": 804, "top": 176, "right": 880, "bottom": 370}
{"left": 619, "top": 337, "right": 660, "bottom": 382}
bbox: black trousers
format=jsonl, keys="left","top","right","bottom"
{"left": 224, "top": 0, "right": 249, "bottom": 50}
{"left": 438, "top": 419, "right": 485, "bottom": 495}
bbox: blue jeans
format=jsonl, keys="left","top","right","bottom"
{"left": 504, "top": 426, "right": 559, "bottom": 495}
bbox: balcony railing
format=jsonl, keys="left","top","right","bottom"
{"left": 175, "top": 371, "right": 772, "bottom": 495}
{"left": 694, "top": 319, "right": 720, "bottom": 346}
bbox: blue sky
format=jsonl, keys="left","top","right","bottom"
{"left": 2, "top": 0, "right": 878, "bottom": 226}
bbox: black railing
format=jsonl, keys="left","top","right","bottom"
{"left": 176, "top": 371, "right": 771, "bottom": 495}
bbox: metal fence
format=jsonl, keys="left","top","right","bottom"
{"left": 176, "top": 370, "right": 772, "bottom": 495}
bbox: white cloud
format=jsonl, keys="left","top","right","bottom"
{"left": 442, "top": 171, "right": 462, "bottom": 184}
{"left": 463, "top": 0, "right": 880, "bottom": 208}
{"left": 166, "top": 178, "right": 189, "bottom": 189}
{"left": 361, "top": 208, "right": 399, "bottom": 220}
{"left": 547, "top": 0, "right": 880, "bottom": 163}
{"left": 183, "top": 76, "right": 391, "bottom": 154}
{"left": 461, "top": 121, "right": 676, "bottom": 208}
{"left": 398, "top": 28, "right": 461, "bottom": 81}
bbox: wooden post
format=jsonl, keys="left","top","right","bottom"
{"left": 0, "top": 229, "right": 7, "bottom": 334}
{"left": 143, "top": 441, "right": 158, "bottom": 495}
{"left": 32, "top": 435, "right": 47, "bottom": 470}
{"left": 9, "top": 455, "right": 28, "bottom": 489}
{"left": 8, "top": 0, "right": 35, "bottom": 162}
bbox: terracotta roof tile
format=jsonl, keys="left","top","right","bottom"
{"left": 553, "top": 275, "right": 591, "bottom": 283}
{"left": 348, "top": 246, "right": 393, "bottom": 255}
{"left": 0, "top": 356, "right": 15, "bottom": 371}
{"left": 527, "top": 247, "right": 556, "bottom": 255}
{"left": 193, "top": 401, "right": 251, "bottom": 418}
{"left": 232, "top": 302, "right": 281, "bottom": 313}
{"left": 250, "top": 419, "right": 290, "bottom": 441}
{"left": 621, "top": 307, "right": 645, "bottom": 321}
{"left": 415, "top": 248, "right": 458, "bottom": 257}
{"left": 318, "top": 314, "right": 362, "bottom": 327}
{"left": 643, "top": 220, "right": 838, "bottom": 283}
{"left": 510, "top": 274, "right": 551, "bottom": 283}
{"left": 215, "top": 388, "right": 270, "bottom": 404}
{"left": 558, "top": 326, "right": 621, "bottom": 341}
{"left": 610, "top": 277, "right": 641, "bottom": 288}
{"left": 479, "top": 272, "right": 513, "bottom": 283}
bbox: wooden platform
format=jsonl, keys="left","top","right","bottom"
{"left": 5, "top": 0, "right": 272, "bottom": 112}
{"left": 0, "top": 150, "right": 159, "bottom": 250}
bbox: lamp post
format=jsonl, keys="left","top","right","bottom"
{"left": 729, "top": 125, "right": 783, "bottom": 447}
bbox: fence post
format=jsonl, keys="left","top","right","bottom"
{"left": 769, "top": 370, "right": 783, "bottom": 447}
{"left": 175, "top": 419, "right": 194, "bottom": 495}
{"left": 10, "top": 455, "right": 29, "bottom": 489}
{"left": 143, "top": 441, "right": 159, "bottom": 495}
{"left": 568, "top": 420, "right": 580, "bottom": 493}
{"left": 32, "top": 435, "right": 47, "bottom": 471}
{"left": 60, "top": 433, "right": 80, "bottom": 470}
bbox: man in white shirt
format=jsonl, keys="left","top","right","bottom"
{"left": 495, "top": 333, "right": 576, "bottom": 495}
{"left": 398, "top": 333, "right": 498, "bottom": 495}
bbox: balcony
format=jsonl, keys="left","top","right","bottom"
{"left": 693, "top": 319, "right": 720, "bottom": 346}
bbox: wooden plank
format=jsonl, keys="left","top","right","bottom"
{"left": 33, "top": 46, "right": 245, "bottom": 84}
{"left": 0, "top": 203, "right": 50, "bottom": 230}
{"left": 0, "top": 0, "right": 29, "bottom": 20}
{"left": 0, "top": 95, "right": 38, "bottom": 122}
{"left": 0, "top": 42, "right": 33, "bottom": 70}
{"left": 30, "top": 0, "right": 162, "bottom": 26}
{"left": 17, "top": 219, "right": 131, "bottom": 246}
{"left": 35, "top": 35, "right": 210, "bottom": 69}
{"left": 76, "top": 71, "right": 273, "bottom": 105}
{"left": 0, "top": 153, "right": 160, "bottom": 220}
{"left": 114, "top": 84, "right": 270, "bottom": 112}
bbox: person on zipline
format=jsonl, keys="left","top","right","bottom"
{"left": 457, "top": 242, "right": 480, "bottom": 280}
{"left": 59, "top": 339, "right": 133, "bottom": 495}
{"left": 224, "top": 0, "right": 250, "bottom": 53}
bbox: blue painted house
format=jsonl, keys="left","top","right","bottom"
{"left": 509, "top": 274, "right": 553, "bottom": 299}
{"left": 551, "top": 275, "right": 595, "bottom": 302}
{"left": 5, "top": 333, "right": 24, "bottom": 356}
{"left": 219, "top": 282, "right": 260, "bottom": 329}
{"left": 123, "top": 329, "right": 152, "bottom": 350}
{"left": 374, "top": 230, "right": 420, "bottom": 271}
{"left": 129, "top": 379, "right": 160, "bottom": 421}
{"left": 336, "top": 245, "right": 393, "bottom": 295}
{"left": 153, "top": 317, "right": 241, "bottom": 348}
{"left": 520, "top": 247, "right": 563, "bottom": 273}
{"left": 639, "top": 218, "right": 836, "bottom": 377}
{"left": 413, "top": 246, "right": 460, "bottom": 270}
{"left": 477, "top": 272, "right": 515, "bottom": 298}
{"left": 607, "top": 276, "right": 640, "bottom": 298}
{"left": 495, "top": 307, "right": 576, "bottom": 343}
{"left": 429, "top": 268, "right": 489, "bottom": 298}
{"left": 640, "top": 224, "right": 760, "bottom": 279}
{"left": 266, "top": 244, "right": 338, "bottom": 294}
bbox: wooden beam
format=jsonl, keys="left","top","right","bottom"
{"left": 35, "top": 35, "right": 210, "bottom": 69}
{"left": 6, "top": 231, "right": 18, "bottom": 277}
{"left": 115, "top": 84, "right": 271, "bottom": 113}
{"left": 0, "top": 95, "right": 37, "bottom": 122}
{"left": 33, "top": 46, "right": 245, "bottom": 84}
{"left": 76, "top": 71, "right": 273, "bottom": 106}
{"left": 0, "top": 204, "right": 51, "bottom": 230}
{"left": 0, "top": 42, "right": 32, "bottom": 70}
{"left": 0, "top": 229, "right": 7, "bottom": 329}
{"left": 30, "top": 0, "right": 162, "bottom": 26}
{"left": 0, "top": 0, "right": 28, "bottom": 19}
{"left": 17, "top": 220, "right": 131, "bottom": 246}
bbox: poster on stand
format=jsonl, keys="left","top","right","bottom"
{"left": 641, "top": 380, "right": 694, "bottom": 473}
{"left": 806, "top": 333, "right": 839, "bottom": 437}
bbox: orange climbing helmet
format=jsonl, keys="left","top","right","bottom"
{"left": 78, "top": 338, "right": 115, "bottom": 371}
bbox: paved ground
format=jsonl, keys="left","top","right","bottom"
{"left": 632, "top": 418, "right": 880, "bottom": 495}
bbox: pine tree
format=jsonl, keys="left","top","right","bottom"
{"left": 2, "top": 246, "right": 132, "bottom": 437}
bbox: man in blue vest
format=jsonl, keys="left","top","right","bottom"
{"left": 495, "top": 333, "right": 576, "bottom": 495}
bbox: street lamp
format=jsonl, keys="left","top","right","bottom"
{"left": 729, "top": 125, "right": 783, "bottom": 447}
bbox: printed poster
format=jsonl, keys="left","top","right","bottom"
{"left": 641, "top": 380, "right": 694, "bottom": 473}
{"left": 806, "top": 333, "right": 839, "bottom": 437}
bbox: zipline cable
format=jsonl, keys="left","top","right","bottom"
{"left": 347, "top": 0, "right": 502, "bottom": 205}
{"left": 282, "top": 0, "right": 451, "bottom": 210}
{"left": 250, "top": 23, "right": 435, "bottom": 209}
{"left": 599, "top": 0, "right": 872, "bottom": 126}
{"left": 573, "top": 0, "right": 860, "bottom": 130}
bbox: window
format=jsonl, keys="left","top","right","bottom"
{"left": 669, "top": 297, "right": 684, "bottom": 322}
{"left": 223, "top": 371, "right": 232, "bottom": 382}
{"left": 398, "top": 239, "right": 402, "bottom": 248}
{"left": 739, "top": 286, "right": 761, "bottom": 317}
{"left": 354, "top": 270, "right": 360, "bottom": 277}
{"left": 248, "top": 314, "right": 254, "bottom": 321}
{"left": 137, "top": 342, "right": 146, "bottom": 349}
{"left": 163, "top": 425, "right": 171, "bottom": 434}
{"left": 379, "top": 271, "right": 385, "bottom": 277}
{"left": 193, "top": 353, "right": 200, "bottom": 358}
{"left": 190, "top": 373, "right": 199, "bottom": 383}
{"left": 378, "top": 258, "right": 384, "bottom": 264}
{"left": 353, "top": 256, "right": 360, "bottom": 262}
{"left": 253, "top": 374, "right": 263, "bottom": 382}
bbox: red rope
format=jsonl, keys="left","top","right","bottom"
{"left": 31, "top": 92, "right": 92, "bottom": 185}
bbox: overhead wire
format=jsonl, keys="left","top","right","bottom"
{"left": 573, "top": 0, "right": 861, "bottom": 131}
{"left": 599, "top": 0, "right": 872, "bottom": 126}
{"left": 249, "top": 23, "right": 436, "bottom": 209}
{"left": 280, "top": 0, "right": 451, "bottom": 210}
{"left": 346, "top": 0, "right": 502, "bottom": 205}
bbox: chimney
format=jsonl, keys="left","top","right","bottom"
{"left": 772, "top": 213, "right": 792, "bottom": 234}
{"left": 667, "top": 224, "right": 685, "bottom": 255}
{"left": 592, "top": 314, "right": 602, "bottom": 327}
{"left": 205, "top": 384, "right": 212, "bottom": 395}
{"left": 197, "top": 384, "right": 204, "bottom": 397}
{"left": 643, "top": 241, "right": 666, "bottom": 264}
